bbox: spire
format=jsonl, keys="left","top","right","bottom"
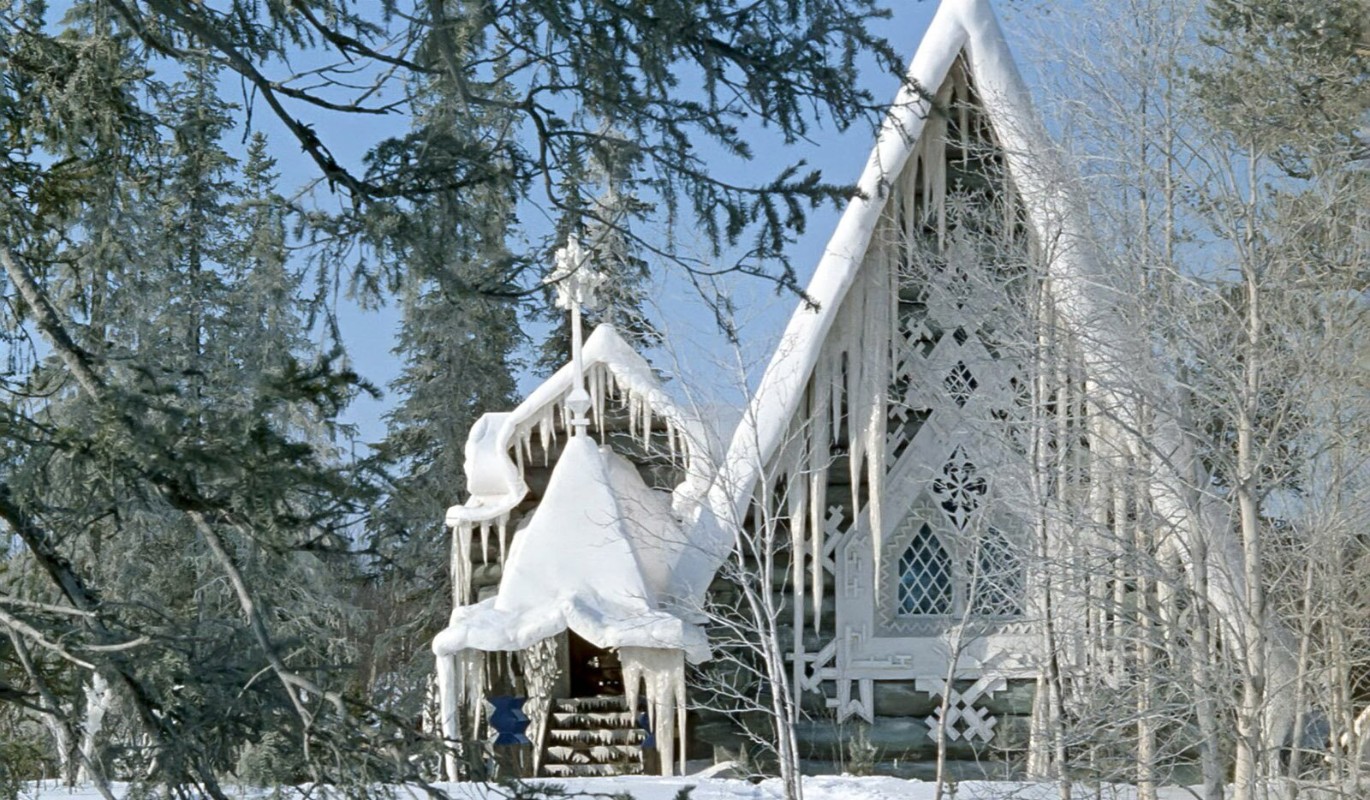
{"left": 548, "top": 235, "right": 605, "bottom": 437}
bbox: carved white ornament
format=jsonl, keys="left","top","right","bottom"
{"left": 548, "top": 235, "right": 605, "bottom": 312}
{"left": 547, "top": 234, "right": 605, "bottom": 433}
{"left": 915, "top": 675, "right": 1005, "bottom": 742}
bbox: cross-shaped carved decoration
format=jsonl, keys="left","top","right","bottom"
{"left": 547, "top": 235, "right": 605, "bottom": 435}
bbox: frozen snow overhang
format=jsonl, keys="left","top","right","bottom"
{"left": 434, "top": 436, "right": 711, "bottom": 663}
{"left": 445, "top": 324, "right": 713, "bottom": 535}
{"left": 706, "top": 0, "right": 1103, "bottom": 536}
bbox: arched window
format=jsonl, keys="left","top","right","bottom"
{"left": 893, "top": 520, "right": 1022, "bottom": 620}
{"left": 897, "top": 522, "right": 953, "bottom": 615}
{"left": 968, "top": 526, "right": 1024, "bottom": 617}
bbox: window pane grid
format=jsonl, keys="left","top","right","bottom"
{"left": 893, "top": 519, "right": 1023, "bottom": 621}
{"left": 897, "top": 523, "right": 953, "bottom": 615}
{"left": 968, "top": 527, "right": 1024, "bottom": 617}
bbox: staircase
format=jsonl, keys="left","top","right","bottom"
{"left": 540, "top": 695, "right": 653, "bottom": 777}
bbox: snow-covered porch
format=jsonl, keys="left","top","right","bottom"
{"left": 431, "top": 248, "right": 716, "bottom": 780}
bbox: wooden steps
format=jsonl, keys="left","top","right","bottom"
{"left": 541, "top": 695, "right": 652, "bottom": 777}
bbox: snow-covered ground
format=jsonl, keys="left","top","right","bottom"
{"left": 22, "top": 777, "right": 1203, "bottom": 800}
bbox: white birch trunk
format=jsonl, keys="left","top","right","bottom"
{"left": 77, "top": 671, "right": 114, "bottom": 785}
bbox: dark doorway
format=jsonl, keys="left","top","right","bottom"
{"left": 567, "top": 630, "right": 624, "bottom": 697}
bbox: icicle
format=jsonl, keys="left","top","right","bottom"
{"left": 479, "top": 521, "right": 490, "bottom": 565}
{"left": 452, "top": 522, "right": 474, "bottom": 606}
{"left": 520, "top": 637, "right": 561, "bottom": 777}
{"left": 619, "top": 647, "right": 686, "bottom": 777}
{"left": 435, "top": 654, "right": 461, "bottom": 780}
{"left": 917, "top": 105, "right": 948, "bottom": 251}
{"left": 497, "top": 513, "right": 509, "bottom": 564}
{"left": 520, "top": 426, "right": 533, "bottom": 471}
{"left": 675, "top": 656, "right": 687, "bottom": 777}
{"left": 956, "top": 70, "right": 970, "bottom": 163}
{"left": 867, "top": 425, "right": 885, "bottom": 584}
{"left": 921, "top": 152, "right": 932, "bottom": 218}
{"left": 539, "top": 409, "right": 554, "bottom": 466}
{"left": 633, "top": 394, "right": 645, "bottom": 446}
{"left": 789, "top": 462, "right": 809, "bottom": 649}
{"left": 847, "top": 276, "right": 869, "bottom": 518}
{"left": 589, "top": 365, "right": 601, "bottom": 430}
{"left": 866, "top": 256, "right": 892, "bottom": 580}
{"left": 622, "top": 654, "right": 641, "bottom": 726}
{"left": 642, "top": 400, "right": 653, "bottom": 449}
{"left": 811, "top": 357, "right": 834, "bottom": 634}
{"left": 454, "top": 649, "right": 486, "bottom": 739}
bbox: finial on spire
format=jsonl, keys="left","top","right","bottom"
{"left": 550, "top": 234, "right": 605, "bottom": 314}
{"left": 547, "top": 235, "right": 603, "bottom": 437}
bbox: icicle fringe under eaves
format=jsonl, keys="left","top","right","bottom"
{"left": 520, "top": 637, "right": 560, "bottom": 777}
{"left": 620, "top": 646, "right": 687, "bottom": 777}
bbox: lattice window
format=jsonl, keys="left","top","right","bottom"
{"left": 897, "top": 523, "right": 953, "bottom": 616}
{"left": 944, "top": 360, "right": 978, "bottom": 408}
{"left": 969, "top": 527, "right": 1024, "bottom": 617}
{"left": 884, "top": 450, "right": 1023, "bottom": 625}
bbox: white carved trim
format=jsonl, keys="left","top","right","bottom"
{"left": 916, "top": 675, "right": 1006, "bottom": 742}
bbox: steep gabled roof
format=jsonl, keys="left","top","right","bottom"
{"left": 706, "top": 0, "right": 1097, "bottom": 532}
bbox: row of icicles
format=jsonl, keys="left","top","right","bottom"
{"left": 451, "top": 359, "right": 698, "bottom": 606}
{"left": 450, "top": 644, "right": 687, "bottom": 776}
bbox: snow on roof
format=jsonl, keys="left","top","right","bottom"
{"left": 433, "top": 435, "right": 710, "bottom": 662}
{"left": 708, "top": 0, "right": 1099, "bottom": 531}
{"left": 446, "top": 324, "right": 711, "bottom": 534}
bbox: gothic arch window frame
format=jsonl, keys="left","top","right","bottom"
{"left": 858, "top": 444, "right": 1028, "bottom": 641}
{"left": 831, "top": 461, "right": 1037, "bottom": 681}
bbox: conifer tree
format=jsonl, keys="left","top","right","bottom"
{"left": 1, "top": 0, "right": 907, "bottom": 789}
{"left": 360, "top": 63, "right": 523, "bottom": 725}
{"left": 537, "top": 133, "right": 664, "bottom": 373}
{"left": 2, "top": 18, "right": 375, "bottom": 792}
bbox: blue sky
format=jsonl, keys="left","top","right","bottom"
{"left": 40, "top": 1, "right": 1069, "bottom": 446}
{"left": 125, "top": 1, "right": 1055, "bottom": 446}
{"left": 20, "top": 0, "right": 1083, "bottom": 452}
{"left": 320, "top": 2, "right": 950, "bottom": 446}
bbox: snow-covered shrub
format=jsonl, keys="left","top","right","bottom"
{"left": 234, "top": 730, "right": 298, "bottom": 788}
{"left": 844, "top": 725, "right": 878, "bottom": 777}
{"left": 0, "top": 736, "right": 44, "bottom": 800}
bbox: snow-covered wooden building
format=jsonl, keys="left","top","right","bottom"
{"left": 434, "top": 0, "right": 1197, "bottom": 780}
{"left": 431, "top": 239, "right": 719, "bottom": 778}
{"left": 696, "top": 0, "right": 1075, "bottom": 770}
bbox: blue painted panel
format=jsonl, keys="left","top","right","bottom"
{"left": 488, "top": 696, "right": 531, "bottom": 745}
